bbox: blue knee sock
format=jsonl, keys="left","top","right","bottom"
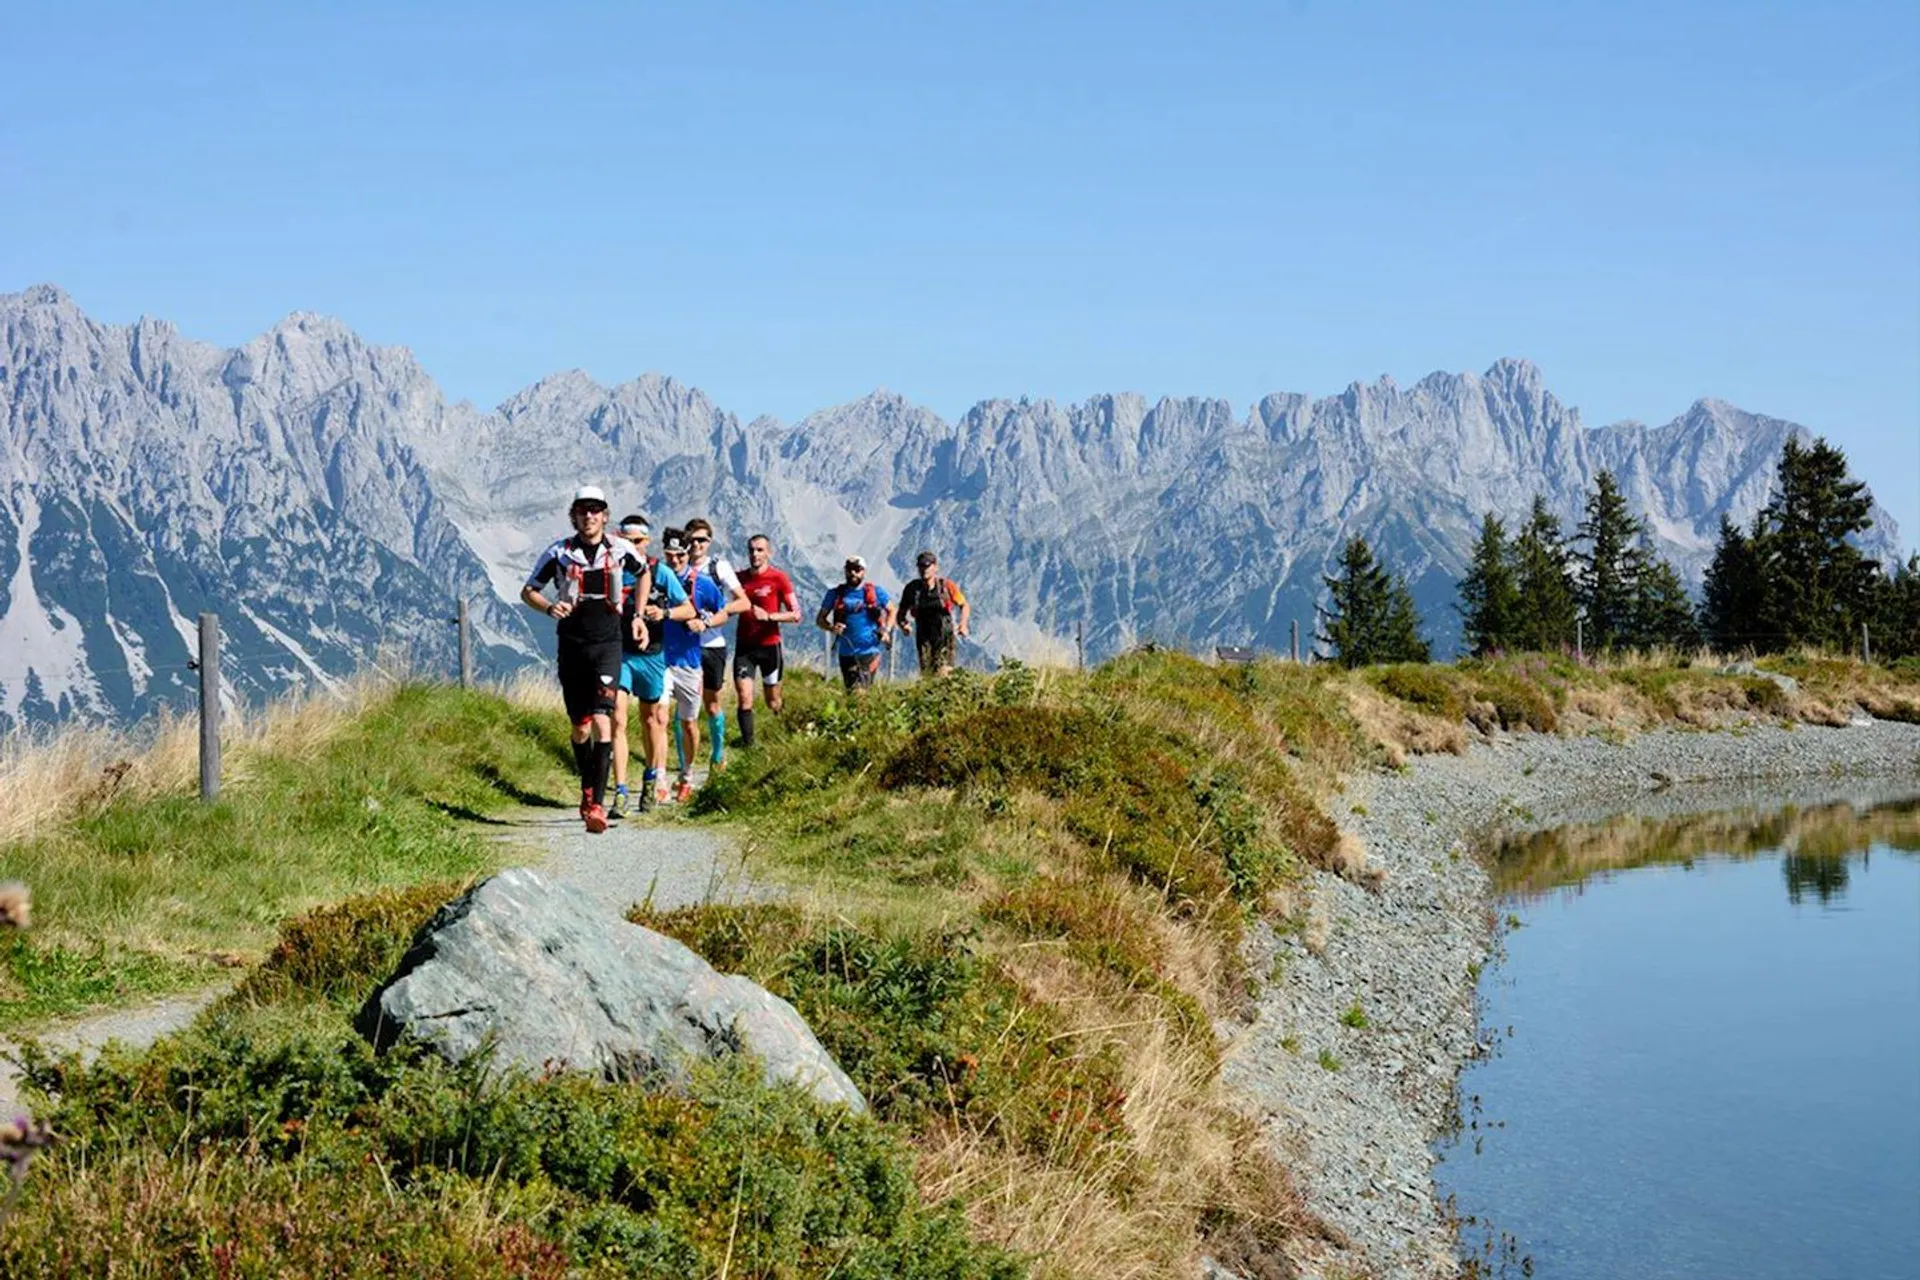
{"left": 709, "top": 712, "right": 726, "bottom": 762}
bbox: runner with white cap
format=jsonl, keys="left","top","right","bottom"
{"left": 520, "top": 485, "right": 649, "bottom": 833}
{"left": 815, "top": 554, "right": 895, "bottom": 691}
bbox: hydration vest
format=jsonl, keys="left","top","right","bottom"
{"left": 558, "top": 538, "right": 624, "bottom": 614}
{"left": 832, "top": 581, "right": 882, "bottom": 621}
{"left": 917, "top": 578, "right": 958, "bottom": 613}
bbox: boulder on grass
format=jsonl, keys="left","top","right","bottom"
{"left": 355, "top": 868, "right": 865, "bottom": 1113}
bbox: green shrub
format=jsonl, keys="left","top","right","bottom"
{"left": 1465, "top": 668, "right": 1561, "bottom": 732}
{"left": 11, "top": 1024, "right": 1025, "bottom": 1279}
{"left": 1367, "top": 664, "right": 1465, "bottom": 718}
{"left": 880, "top": 706, "right": 1282, "bottom": 910}
{"left": 230, "top": 879, "right": 469, "bottom": 1008}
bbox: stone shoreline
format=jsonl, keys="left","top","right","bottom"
{"left": 1218, "top": 720, "right": 1920, "bottom": 1280}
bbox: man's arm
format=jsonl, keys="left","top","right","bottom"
{"left": 953, "top": 581, "right": 971, "bottom": 637}
{"left": 772, "top": 574, "right": 802, "bottom": 624}
{"left": 716, "top": 562, "right": 748, "bottom": 617}
{"left": 816, "top": 590, "right": 842, "bottom": 634}
{"left": 521, "top": 554, "right": 572, "bottom": 619}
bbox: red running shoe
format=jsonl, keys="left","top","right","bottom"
{"left": 578, "top": 791, "right": 593, "bottom": 821}
{"left": 673, "top": 779, "right": 695, "bottom": 805}
{"left": 584, "top": 803, "right": 608, "bottom": 834}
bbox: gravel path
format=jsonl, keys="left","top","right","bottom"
{"left": 1, "top": 779, "right": 755, "bottom": 1111}
{"left": 1222, "top": 719, "right": 1920, "bottom": 1280}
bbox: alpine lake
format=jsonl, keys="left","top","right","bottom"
{"left": 1435, "top": 788, "right": 1920, "bottom": 1280}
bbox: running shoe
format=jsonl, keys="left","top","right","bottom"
{"left": 607, "top": 792, "right": 629, "bottom": 821}
{"left": 578, "top": 791, "right": 594, "bottom": 821}
{"left": 655, "top": 783, "right": 671, "bottom": 807}
{"left": 584, "top": 803, "right": 608, "bottom": 834}
{"left": 636, "top": 785, "right": 656, "bottom": 814}
{"left": 673, "top": 779, "right": 695, "bottom": 805}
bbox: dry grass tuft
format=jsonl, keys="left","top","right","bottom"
{"left": 1343, "top": 683, "right": 1468, "bottom": 762}
{"left": 1301, "top": 908, "right": 1330, "bottom": 957}
{"left": 1329, "top": 831, "right": 1383, "bottom": 889}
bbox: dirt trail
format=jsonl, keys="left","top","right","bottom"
{"left": 1, "top": 794, "right": 754, "bottom": 1110}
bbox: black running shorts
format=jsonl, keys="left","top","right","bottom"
{"left": 734, "top": 642, "right": 784, "bottom": 685}
{"left": 699, "top": 646, "right": 730, "bottom": 693}
{"left": 838, "top": 652, "right": 881, "bottom": 691}
{"left": 558, "top": 640, "right": 622, "bottom": 724}
{"left": 915, "top": 623, "right": 956, "bottom": 675}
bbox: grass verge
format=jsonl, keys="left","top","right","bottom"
{"left": 0, "top": 679, "right": 569, "bottom": 1027}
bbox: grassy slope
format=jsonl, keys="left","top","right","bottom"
{"left": 0, "top": 681, "right": 571, "bottom": 1026}
{"left": 3, "top": 651, "right": 1915, "bottom": 1278}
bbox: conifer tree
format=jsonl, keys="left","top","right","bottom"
{"left": 1574, "top": 470, "right": 1644, "bottom": 651}
{"left": 1510, "top": 497, "right": 1579, "bottom": 652}
{"left": 1381, "top": 572, "right": 1433, "bottom": 665}
{"left": 1629, "top": 555, "right": 1701, "bottom": 650}
{"left": 1319, "top": 535, "right": 1431, "bottom": 667}
{"left": 1877, "top": 555, "right": 1920, "bottom": 662}
{"left": 1458, "top": 512, "right": 1521, "bottom": 656}
{"left": 1700, "top": 513, "right": 1771, "bottom": 653}
{"left": 1759, "top": 436, "right": 1880, "bottom": 650}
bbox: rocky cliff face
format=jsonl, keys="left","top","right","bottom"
{"left": 0, "top": 285, "right": 1901, "bottom": 728}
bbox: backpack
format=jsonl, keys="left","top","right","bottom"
{"left": 832, "top": 581, "right": 882, "bottom": 622}
{"left": 915, "top": 578, "right": 958, "bottom": 614}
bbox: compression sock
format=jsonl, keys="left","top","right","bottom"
{"left": 591, "top": 742, "right": 613, "bottom": 806}
{"left": 709, "top": 712, "right": 726, "bottom": 762}
{"left": 571, "top": 740, "right": 593, "bottom": 788}
{"left": 738, "top": 708, "right": 755, "bottom": 748}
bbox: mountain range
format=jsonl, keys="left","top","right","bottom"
{"left": 0, "top": 283, "right": 1902, "bottom": 729}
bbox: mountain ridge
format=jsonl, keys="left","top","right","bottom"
{"left": 0, "top": 284, "right": 1902, "bottom": 728}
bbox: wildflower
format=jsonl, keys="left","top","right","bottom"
{"left": 0, "top": 882, "right": 28, "bottom": 929}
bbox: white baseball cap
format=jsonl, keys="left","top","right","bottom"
{"left": 570, "top": 485, "right": 608, "bottom": 508}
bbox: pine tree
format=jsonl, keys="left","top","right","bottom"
{"left": 1628, "top": 554, "right": 1701, "bottom": 650}
{"left": 1458, "top": 512, "right": 1521, "bottom": 656}
{"left": 1381, "top": 572, "right": 1433, "bottom": 665}
{"left": 1877, "top": 555, "right": 1920, "bottom": 661}
{"left": 1318, "top": 535, "right": 1430, "bottom": 667}
{"left": 1574, "top": 470, "right": 1644, "bottom": 651}
{"left": 1510, "top": 497, "right": 1579, "bottom": 652}
{"left": 1700, "top": 513, "right": 1770, "bottom": 652}
{"left": 1759, "top": 436, "right": 1881, "bottom": 650}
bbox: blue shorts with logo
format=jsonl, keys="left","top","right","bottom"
{"left": 621, "top": 651, "right": 667, "bottom": 702}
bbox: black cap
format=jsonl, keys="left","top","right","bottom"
{"left": 662, "top": 528, "right": 690, "bottom": 554}
{"left": 915, "top": 550, "right": 937, "bottom": 568}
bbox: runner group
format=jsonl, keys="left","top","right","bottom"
{"left": 519, "top": 485, "right": 972, "bottom": 832}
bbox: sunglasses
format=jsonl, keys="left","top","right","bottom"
{"left": 688, "top": 536, "right": 711, "bottom": 545}
{"left": 572, "top": 504, "right": 608, "bottom": 516}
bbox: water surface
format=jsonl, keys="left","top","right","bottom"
{"left": 1437, "top": 797, "right": 1920, "bottom": 1280}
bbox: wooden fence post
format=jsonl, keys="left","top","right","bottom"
{"left": 197, "top": 611, "right": 221, "bottom": 802}
{"left": 457, "top": 598, "right": 473, "bottom": 689}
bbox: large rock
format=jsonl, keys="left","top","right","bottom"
{"left": 355, "top": 868, "right": 865, "bottom": 1113}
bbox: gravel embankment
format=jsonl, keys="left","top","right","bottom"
{"left": 1220, "top": 720, "right": 1920, "bottom": 1280}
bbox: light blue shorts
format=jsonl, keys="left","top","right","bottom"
{"left": 621, "top": 651, "right": 667, "bottom": 703}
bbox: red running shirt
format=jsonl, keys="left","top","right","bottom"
{"left": 735, "top": 566, "right": 798, "bottom": 648}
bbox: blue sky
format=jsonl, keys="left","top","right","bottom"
{"left": 5, "top": 2, "right": 1917, "bottom": 541}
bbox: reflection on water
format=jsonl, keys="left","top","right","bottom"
{"left": 1440, "top": 792, "right": 1920, "bottom": 1280}
{"left": 1781, "top": 851, "right": 1855, "bottom": 906}
{"left": 1490, "top": 797, "right": 1920, "bottom": 902}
